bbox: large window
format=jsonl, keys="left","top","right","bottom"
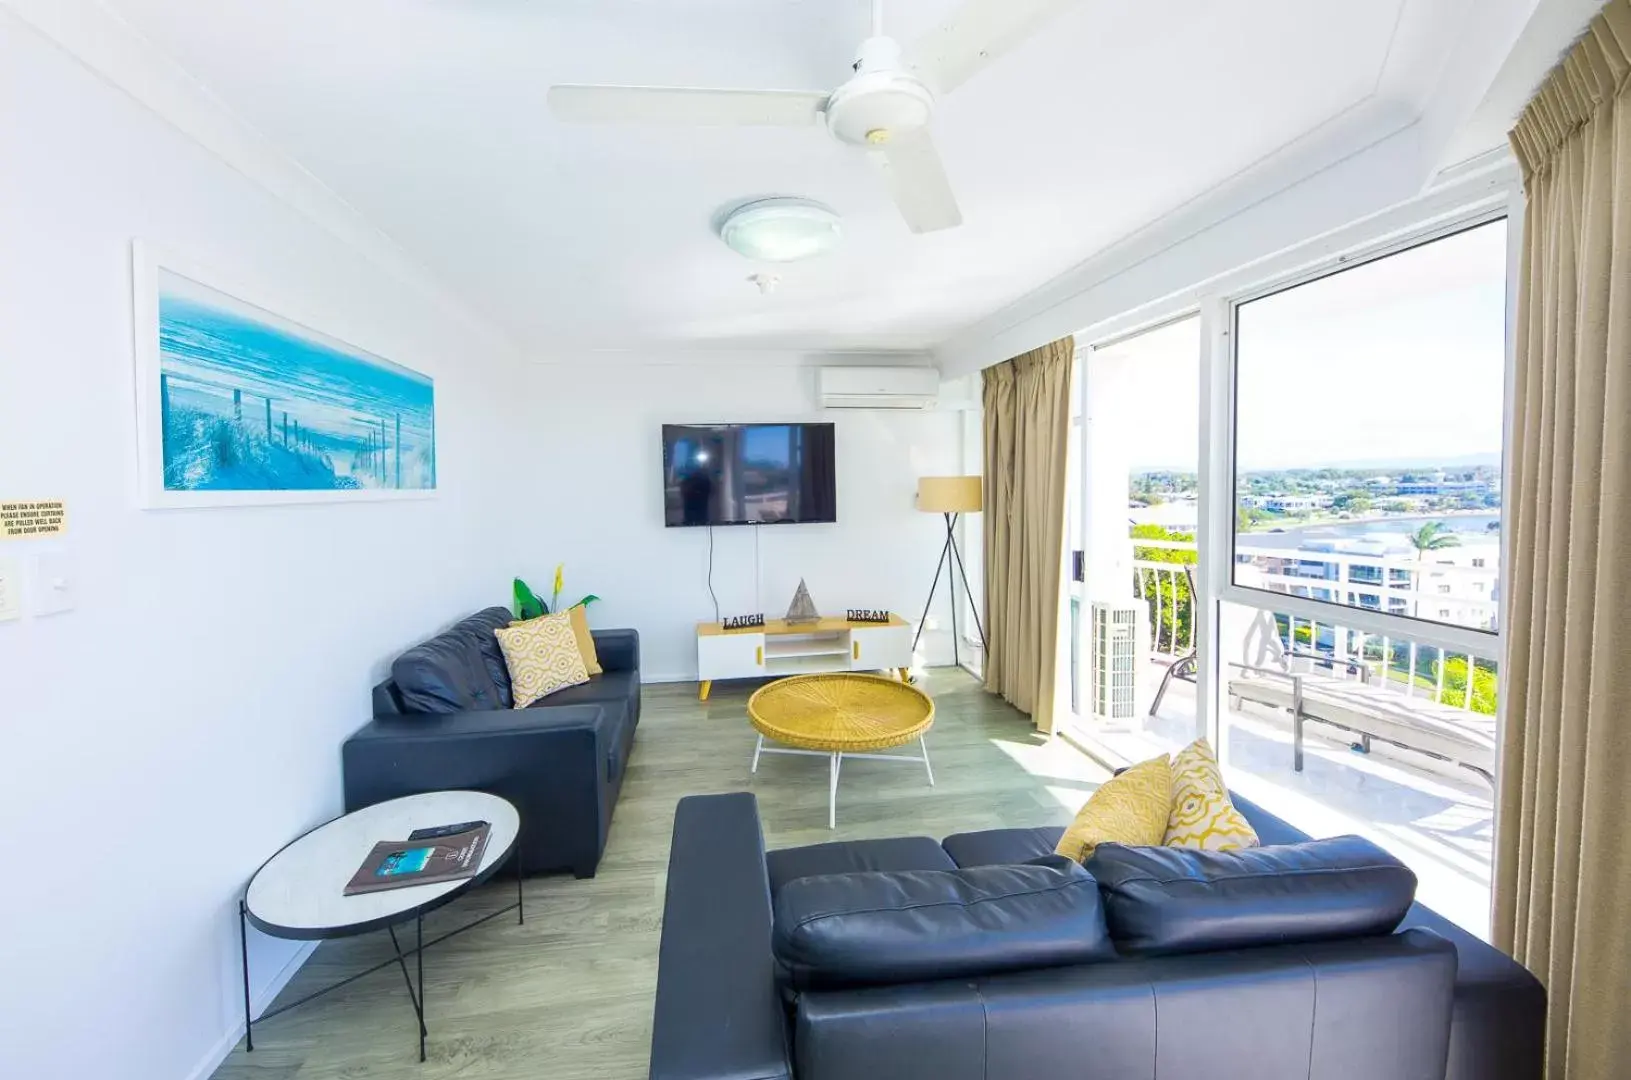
{"left": 1060, "top": 209, "right": 1514, "bottom": 937}
{"left": 1219, "top": 217, "right": 1509, "bottom": 937}
{"left": 1232, "top": 220, "right": 1508, "bottom": 634}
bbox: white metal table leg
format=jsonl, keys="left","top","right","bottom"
{"left": 751, "top": 733, "right": 764, "bottom": 774}
{"left": 828, "top": 752, "right": 841, "bottom": 829}
{"left": 920, "top": 736, "right": 934, "bottom": 786}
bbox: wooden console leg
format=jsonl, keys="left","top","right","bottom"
{"left": 699, "top": 680, "right": 712, "bottom": 702}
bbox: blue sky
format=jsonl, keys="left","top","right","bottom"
{"left": 1103, "top": 220, "right": 1509, "bottom": 472}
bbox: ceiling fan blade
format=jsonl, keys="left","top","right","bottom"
{"left": 874, "top": 129, "right": 963, "bottom": 234}
{"left": 547, "top": 85, "right": 829, "bottom": 127}
{"left": 909, "top": 0, "right": 1081, "bottom": 96}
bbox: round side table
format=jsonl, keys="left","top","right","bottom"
{"left": 241, "top": 790, "right": 521, "bottom": 1061}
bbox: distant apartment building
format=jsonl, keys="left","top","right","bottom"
{"left": 1260, "top": 494, "right": 1330, "bottom": 513}
{"left": 1239, "top": 534, "right": 1499, "bottom": 632}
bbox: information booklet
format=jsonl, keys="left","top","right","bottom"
{"left": 344, "top": 822, "right": 491, "bottom": 896}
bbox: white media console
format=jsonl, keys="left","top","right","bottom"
{"left": 695, "top": 614, "right": 913, "bottom": 699}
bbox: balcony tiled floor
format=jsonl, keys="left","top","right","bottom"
{"left": 1076, "top": 659, "right": 1495, "bottom": 938}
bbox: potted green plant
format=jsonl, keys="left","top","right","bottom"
{"left": 514, "top": 563, "right": 599, "bottom": 620}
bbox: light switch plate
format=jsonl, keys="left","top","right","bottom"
{"left": 29, "top": 551, "right": 75, "bottom": 616}
{"left": 0, "top": 556, "right": 20, "bottom": 621}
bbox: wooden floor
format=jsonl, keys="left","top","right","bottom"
{"left": 211, "top": 669, "right": 1109, "bottom": 1080}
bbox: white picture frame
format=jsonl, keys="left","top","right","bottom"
{"left": 131, "top": 240, "right": 439, "bottom": 509}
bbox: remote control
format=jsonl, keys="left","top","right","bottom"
{"left": 407, "top": 820, "right": 488, "bottom": 840}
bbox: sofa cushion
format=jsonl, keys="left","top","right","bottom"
{"left": 447, "top": 607, "right": 517, "bottom": 706}
{"left": 528, "top": 670, "right": 639, "bottom": 711}
{"left": 392, "top": 610, "right": 515, "bottom": 714}
{"left": 1055, "top": 755, "right": 1173, "bottom": 863}
{"left": 1086, "top": 835, "right": 1417, "bottom": 957}
{"left": 772, "top": 863, "right": 1115, "bottom": 991}
{"left": 495, "top": 612, "right": 590, "bottom": 708}
{"left": 1230, "top": 792, "right": 1548, "bottom": 1080}
{"left": 767, "top": 837, "right": 955, "bottom": 898}
{"left": 941, "top": 826, "right": 1065, "bottom": 868}
{"left": 568, "top": 604, "right": 603, "bottom": 675}
{"left": 1164, "top": 738, "right": 1259, "bottom": 850}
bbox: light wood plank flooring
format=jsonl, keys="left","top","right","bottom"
{"left": 211, "top": 669, "right": 1108, "bottom": 1080}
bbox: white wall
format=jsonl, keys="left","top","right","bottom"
{"left": 515, "top": 357, "right": 967, "bottom": 680}
{"left": 0, "top": 17, "right": 534, "bottom": 1080}
{"left": 0, "top": 22, "right": 968, "bottom": 1080}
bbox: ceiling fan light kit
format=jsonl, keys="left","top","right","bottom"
{"left": 719, "top": 198, "right": 843, "bottom": 263}
{"left": 547, "top": 0, "right": 1080, "bottom": 236}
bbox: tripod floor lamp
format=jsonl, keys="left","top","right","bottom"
{"left": 913, "top": 476, "right": 986, "bottom": 668}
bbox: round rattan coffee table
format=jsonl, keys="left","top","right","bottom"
{"left": 747, "top": 673, "right": 936, "bottom": 828}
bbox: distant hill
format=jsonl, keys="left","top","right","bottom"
{"left": 1274, "top": 452, "right": 1502, "bottom": 471}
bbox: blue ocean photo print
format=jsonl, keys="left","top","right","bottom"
{"left": 144, "top": 265, "right": 435, "bottom": 505}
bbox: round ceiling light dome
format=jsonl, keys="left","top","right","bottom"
{"left": 718, "top": 197, "right": 842, "bottom": 263}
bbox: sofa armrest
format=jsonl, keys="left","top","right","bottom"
{"left": 592, "top": 628, "right": 640, "bottom": 674}
{"left": 650, "top": 793, "right": 790, "bottom": 1080}
{"left": 348, "top": 704, "right": 606, "bottom": 742}
{"left": 342, "top": 705, "right": 613, "bottom": 875}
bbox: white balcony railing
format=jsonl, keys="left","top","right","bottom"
{"left": 1130, "top": 534, "right": 1497, "bottom": 713}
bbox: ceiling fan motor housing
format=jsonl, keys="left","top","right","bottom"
{"left": 825, "top": 36, "right": 934, "bottom": 147}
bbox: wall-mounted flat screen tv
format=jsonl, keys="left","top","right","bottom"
{"left": 662, "top": 423, "right": 837, "bottom": 527}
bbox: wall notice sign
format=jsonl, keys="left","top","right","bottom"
{"left": 1, "top": 500, "right": 67, "bottom": 539}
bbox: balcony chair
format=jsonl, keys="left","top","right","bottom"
{"left": 1147, "top": 564, "right": 1198, "bottom": 717}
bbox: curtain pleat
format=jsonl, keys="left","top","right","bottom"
{"left": 981, "top": 337, "right": 1073, "bottom": 732}
{"left": 1498, "top": 2, "right": 1631, "bottom": 1077}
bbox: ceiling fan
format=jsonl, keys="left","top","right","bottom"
{"left": 547, "top": 0, "right": 1081, "bottom": 235}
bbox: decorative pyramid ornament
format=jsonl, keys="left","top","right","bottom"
{"left": 785, "top": 578, "right": 821, "bottom": 624}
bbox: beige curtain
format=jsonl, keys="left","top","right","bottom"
{"left": 982, "top": 337, "right": 1074, "bottom": 732}
{"left": 1498, "top": 3, "right": 1631, "bottom": 1078}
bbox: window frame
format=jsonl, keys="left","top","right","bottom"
{"left": 1218, "top": 208, "right": 1513, "bottom": 661}
{"left": 1060, "top": 168, "right": 1522, "bottom": 763}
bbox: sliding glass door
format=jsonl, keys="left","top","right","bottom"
{"left": 1065, "top": 317, "right": 1205, "bottom": 759}
{"left": 1065, "top": 214, "right": 1512, "bottom": 937}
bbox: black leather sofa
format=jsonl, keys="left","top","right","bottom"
{"left": 650, "top": 792, "right": 1546, "bottom": 1080}
{"left": 342, "top": 606, "right": 640, "bottom": 878}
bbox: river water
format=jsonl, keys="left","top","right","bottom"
{"left": 1240, "top": 512, "right": 1501, "bottom": 552}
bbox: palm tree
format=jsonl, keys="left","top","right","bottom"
{"left": 1408, "top": 521, "right": 1461, "bottom": 560}
{"left": 1407, "top": 521, "right": 1460, "bottom": 622}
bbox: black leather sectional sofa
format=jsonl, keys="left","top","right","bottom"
{"left": 650, "top": 792, "right": 1545, "bottom": 1080}
{"left": 341, "top": 606, "right": 640, "bottom": 878}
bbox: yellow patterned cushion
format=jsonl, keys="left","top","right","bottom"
{"left": 1055, "top": 754, "right": 1173, "bottom": 863}
{"left": 1164, "top": 738, "right": 1260, "bottom": 850}
{"left": 495, "top": 612, "right": 589, "bottom": 709}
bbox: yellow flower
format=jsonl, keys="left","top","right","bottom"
{"left": 553, "top": 563, "right": 564, "bottom": 595}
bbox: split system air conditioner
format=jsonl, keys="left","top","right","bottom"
{"left": 817, "top": 366, "right": 940, "bottom": 410}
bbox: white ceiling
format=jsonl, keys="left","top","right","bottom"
{"left": 99, "top": 0, "right": 1518, "bottom": 356}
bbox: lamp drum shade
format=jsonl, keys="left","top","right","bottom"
{"left": 917, "top": 476, "right": 983, "bottom": 514}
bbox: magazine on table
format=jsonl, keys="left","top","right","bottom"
{"left": 344, "top": 821, "right": 491, "bottom": 896}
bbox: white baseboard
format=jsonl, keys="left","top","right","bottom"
{"left": 183, "top": 939, "right": 319, "bottom": 1080}
{"left": 642, "top": 672, "right": 696, "bottom": 684}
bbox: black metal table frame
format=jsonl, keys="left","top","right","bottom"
{"left": 239, "top": 824, "right": 523, "bottom": 1063}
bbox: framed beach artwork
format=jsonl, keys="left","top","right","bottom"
{"left": 132, "top": 243, "right": 437, "bottom": 508}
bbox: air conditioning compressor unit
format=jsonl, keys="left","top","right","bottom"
{"left": 1090, "top": 601, "right": 1142, "bottom": 724}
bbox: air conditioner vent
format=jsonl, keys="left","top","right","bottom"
{"left": 818, "top": 366, "right": 939, "bottom": 410}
